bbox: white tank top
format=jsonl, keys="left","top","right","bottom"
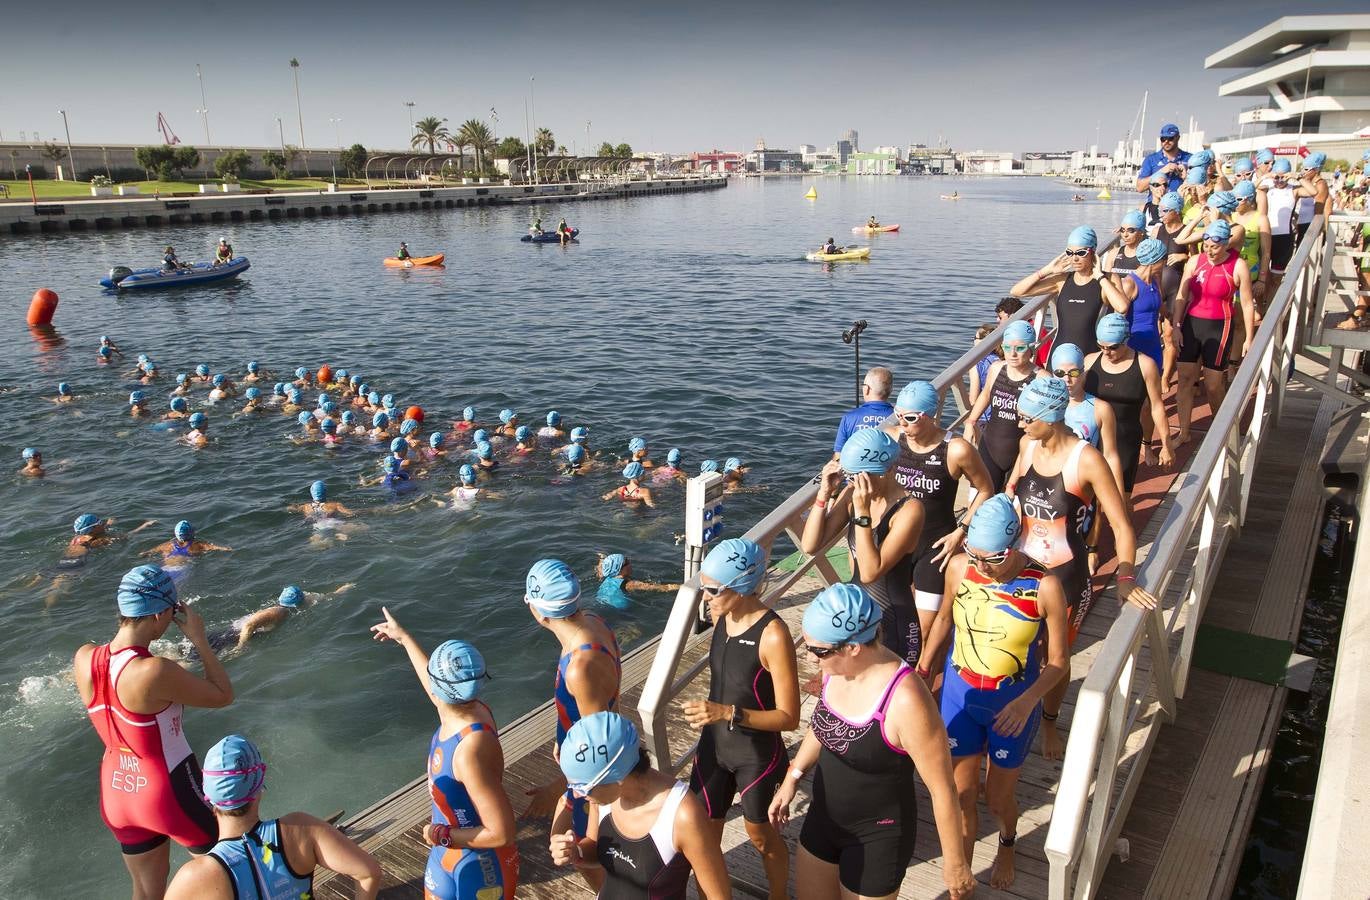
{"left": 1266, "top": 186, "right": 1295, "bottom": 235}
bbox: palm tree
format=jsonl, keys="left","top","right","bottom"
{"left": 411, "top": 117, "right": 450, "bottom": 154}
{"left": 556, "top": 144, "right": 569, "bottom": 156}
{"left": 457, "top": 119, "right": 495, "bottom": 173}
{"left": 534, "top": 128, "right": 555, "bottom": 157}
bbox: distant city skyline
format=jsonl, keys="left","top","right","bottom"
{"left": 3, "top": 2, "right": 1365, "bottom": 155}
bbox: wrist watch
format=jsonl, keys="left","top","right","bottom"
{"left": 728, "top": 704, "right": 743, "bottom": 732}
{"left": 852, "top": 515, "right": 873, "bottom": 528}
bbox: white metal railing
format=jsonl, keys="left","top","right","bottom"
{"left": 636, "top": 295, "right": 1052, "bottom": 771}
{"left": 1043, "top": 215, "right": 1342, "bottom": 900}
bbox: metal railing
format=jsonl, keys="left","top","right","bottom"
{"left": 636, "top": 295, "right": 1052, "bottom": 771}
{"left": 1043, "top": 215, "right": 1338, "bottom": 900}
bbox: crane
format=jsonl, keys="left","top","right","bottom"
{"left": 156, "top": 112, "right": 181, "bottom": 146}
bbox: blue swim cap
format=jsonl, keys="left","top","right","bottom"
{"left": 128, "top": 390, "right": 145, "bottom": 405}
{"left": 1049, "top": 342, "right": 1085, "bottom": 371}
{"left": 601, "top": 553, "right": 626, "bottom": 578}
{"left": 170, "top": 396, "right": 188, "bottom": 412}
{"left": 1189, "top": 149, "right": 1214, "bottom": 168}
{"left": 390, "top": 437, "right": 406, "bottom": 453}
{"left": 667, "top": 448, "right": 682, "bottom": 466}
{"left": 701, "top": 538, "right": 768, "bottom": 596}
{"left": 400, "top": 419, "right": 418, "bottom": 436}
{"left": 310, "top": 480, "right": 326, "bottom": 502}
{"left": 430, "top": 432, "right": 445, "bottom": 448}
{"left": 428, "top": 640, "right": 488, "bottom": 704}
{"left": 288, "top": 389, "right": 303, "bottom": 403}
{"left": 372, "top": 412, "right": 389, "bottom": 428}
{"left": 1273, "top": 158, "right": 1292, "bottom": 174}
{"left": 724, "top": 456, "right": 742, "bottom": 472}
{"left": 117, "top": 564, "right": 178, "bottom": 617}
{"left": 197, "top": 364, "right": 211, "bottom": 377}
{"left": 525, "top": 559, "right": 582, "bottom": 618}
{"left": 367, "top": 391, "right": 380, "bottom": 406}
{"left": 74, "top": 513, "right": 102, "bottom": 535}
{"left": 298, "top": 411, "right": 314, "bottom": 426}
{"left": 567, "top": 444, "right": 587, "bottom": 465}
{"left": 1184, "top": 167, "right": 1208, "bottom": 186}
{"left": 476, "top": 441, "right": 494, "bottom": 460}
{"left": 472, "top": 428, "right": 489, "bottom": 444}
{"left": 349, "top": 375, "right": 361, "bottom": 386}
{"left": 341, "top": 410, "right": 356, "bottom": 425}
{"left": 515, "top": 425, "right": 531, "bottom": 442}
{"left": 700, "top": 459, "right": 719, "bottom": 474}
{"left": 58, "top": 382, "right": 71, "bottom": 395}
{"left": 174, "top": 520, "right": 194, "bottom": 543}
{"left": 622, "top": 461, "right": 645, "bottom": 480}
{"left": 1207, "top": 191, "right": 1237, "bottom": 215}
{"left": 1018, "top": 377, "right": 1070, "bottom": 424}
{"left": 274, "top": 382, "right": 286, "bottom": 395}
{"left": 385, "top": 455, "right": 404, "bottom": 473}
{"left": 1120, "top": 210, "right": 1146, "bottom": 230}
{"left": 1203, "top": 220, "right": 1232, "bottom": 243}
{"left": 99, "top": 346, "right": 112, "bottom": 358}
{"left": 212, "top": 374, "right": 225, "bottom": 387}
{"left": 1096, "top": 312, "right": 1131, "bottom": 345}
{"left": 245, "top": 387, "right": 261, "bottom": 400}
{"left": 459, "top": 464, "right": 477, "bottom": 484}
{"left": 1003, "top": 320, "right": 1036, "bottom": 345}
{"left": 1232, "top": 158, "right": 1254, "bottom": 174}
{"left": 499, "top": 408, "right": 515, "bottom": 424}
{"left": 247, "top": 361, "right": 259, "bottom": 373}
{"left": 358, "top": 383, "right": 370, "bottom": 397}
{"left": 101, "top": 335, "right": 110, "bottom": 343}
{"left": 571, "top": 426, "right": 589, "bottom": 443}
{"left": 463, "top": 406, "right": 476, "bottom": 421}
{"left": 1234, "top": 180, "right": 1257, "bottom": 201}
{"left": 316, "top": 392, "right": 329, "bottom": 407}
{"left": 278, "top": 585, "right": 304, "bottom": 609}
{"left": 1067, "top": 225, "right": 1097, "bottom": 249}
{"left": 1256, "top": 148, "right": 1275, "bottom": 164}
{"left": 547, "top": 410, "right": 561, "bottom": 426}
{"left": 894, "top": 380, "right": 938, "bottom": 415}
{"left": 559, "top": 712, "right": 640, "bottom": 793}
{"left": 839, "top": 427, "right": 899, "bottom": 475}
{"left": 965, "top": 493, "right": 1022, "bottom": 554}
{"left": 144, "top": 363, "right": 157, "bottom": 375}
{"left": 296, "top": 367, "right": 308, "bottom": 379}
{"left": 189, "top": 412, "right": 207, "bottom": 430}
{"left": 321, "top": 417, "right": 337, "bottom": 434}
{"left": 335, "top": 369, "right": 348, "bottom": 381}
{"left": 628, "top": 437, "right": 647, "bottom": 454}
{"left": 382, "top": 394, "right": 396, "bottom": 409}
{"left": 202, "top": 734, "right": 267, "bottom": 810}
{"left": 803, "top": 583, "right": 879, "bottom": 645}
{"left": 1136, "top": 238, "right": 1166, "bottom": 265}
{"left": 1304, "top": 152, "right": 1326, "bottom": 170}
{"left": 1159, "top": 191, "right": 1184, "bottom": 213}
{"left": 21, "top": 447, "right": 37, "bottom": 460}
{"left": 176, "top": 373, "right": 188, "bottom": 385}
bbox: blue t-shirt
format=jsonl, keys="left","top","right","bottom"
{"left": 833, "top": 400, "right": 894, "bottom": 452}
{"left": 1137, "top": 149, "right": 1192, "bottom": 193}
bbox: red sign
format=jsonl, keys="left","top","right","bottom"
{"left": 1271, "top": 146, "right": 1308, "bottom": 157}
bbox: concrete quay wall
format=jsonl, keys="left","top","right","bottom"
{"left": 0, "top": 176, "right": 726, "bottom": 236}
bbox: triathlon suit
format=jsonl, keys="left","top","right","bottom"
{"left": 1015, "top": 440, "right": 1093, "bottom": 642}
{"left": 1064, "top": 396, "right": 1099, "bottom": 448}
{"left": 1107, "top": 246, "right": 1140, "bottom": 278}
{"left": 595, "top": 781, "right": 692, "bottom": 899}
{"left": 1142, "top": 200, "right": 1162, "bottom": 236}
{"left": 974, "top": 353, "right": 999, "bottom": 425}
{"left": 1234, "top": 210, "right": 1263, "bottom": 279}
{"left": 554, "top": 616, "right": 622, "bottom": 837}
{"left": 978, "top": 366, "right": 1032, "bottom": 491}
{"left": 847, "top": 497, "right": 919, "bottom": 666}
{"left": 619, "top": 484, "right": 643, "bottom": 502}
{"left": 425, "top": 718, "right": 520, "bottom": 899}
{"left": 941, "top": 559, "right": 1048, "bottom": 768}
{"left": 1124, "top": 272, "right": 1164, "bottom": 367}
{"left": 207, "top": 819, "right": 313, "bottom": 900}
{"left": 689, "top": 610, "right": 788, "bottom": 823}
{"left": 802, "top": 664, "right": 918, "bottom": 897}
{"left": 894, "top": 434, "right": 961, "bottom": 613}
{"left": 1265, "top": 184, "right": 1296, "bottom": 274}
{"left": 168, "top": 542, "right": 191, "bottom": 558}
{"left": 595, "top": 576, "right": 633, "bottom": 610}
{"left": 1051, "top": 274, "right": 1106, "bottom": 360}
{"left": 1156, "top": 220, "right": 1188, "bottom": 310}
{"left": 1087, "top": 352, "right": 1148, "bottom": 491}
{"left": 1295, "top": 192, "right": 1316, "bottom": 247}
{"left": 1179, "top": 252, "right": 1240, "bottom": 372}
{"left": 85, "top": 644, "right": 217, "bottom": 854}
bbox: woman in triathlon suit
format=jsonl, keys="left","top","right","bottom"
{"left": 1009, "top": 225, "right": 1131, "bottom": 362}
{"left": 682, "top": 538, "right": 799, "bottom": 900}
{"left": 768, "top": 584, "right": 974, "bottom": 900}
{"left": 1051, "top": 343, "right": 1124, "bottom": 492}
{"left": 884, "top": 380, "right": 994, "bottom": 676}
{"left": 1140, "top": 174, "right": 1169, "bottom": 234}
{"left": 164, "top": 734, "right": 381, "bottom": 900}
{"left": 551, "top": 712, "right": 730, "bottom": 899}
{"left": 1293, "top": 153, "right": 1329, "bottom": 249}
{"left": 72, "top": 565, "right": 234, "bottom": 898}
{"left": 1116, "top": 238, "right": 1168, "bottom": 369}
{"left": 1154, "top": 191, "right": 1190, "bottom": 385}
{"left": 964, "top": 320, "right": 1044, "bottom": 490}
{"left": 1101, "top": 210, "right": 1146, "bottom": 281}
{"left": 1006, "top": 378, "right": 1158, "bottom": 759}
{"left": 1260, "top": 158, "right": 1297, "bottom": 298}
{"left": 1173, "top": 220, "right": 1255, "bottom": 445}
{"left": 923, "top": 495, "right": 1069, "bottom": 891}
{"left": 601, "top": 461, "right": 656, "bottom": 508}
{"left": 370, "top": 610, "right": 519, "bottom": 899}
{"left": 802, "top": 427, "right": 925, "bottom": 666}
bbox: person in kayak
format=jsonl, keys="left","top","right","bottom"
{"left": 162, "top": 246, "right": 186, "bottom": 272}
{"left": 820, "top": 237, "right": 839, "bottom": 255}
{"left": 397, "top": 242, "right": 411, "bottom": 261}
{"left": 867, "top": 215, "right": 880, "bottom": 229}
{"left": 530, "top": 216, "right": 544, "bottom": 236}
{"left": 213, "top": 238, "right": 233, "bottom": 265}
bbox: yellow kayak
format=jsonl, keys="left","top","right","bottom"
{"left": 806, "top": 246, "right": 871, "bottom": 262}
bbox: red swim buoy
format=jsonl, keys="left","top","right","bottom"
{"left": 317, "top": 364, "right": 333, "bottom": 385}
{"left": 26, "top": 289, "right": 58, "bottom": 326}
{"left": 405, "top": 406, "right": 424, "bottom": 423}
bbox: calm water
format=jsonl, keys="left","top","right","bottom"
{"left": 0, "top": 175, "right": 1115, "bottom": 896}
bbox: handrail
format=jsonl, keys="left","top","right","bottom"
{"left": 1043, "top": 215, "right": 1340, "bottom": 900}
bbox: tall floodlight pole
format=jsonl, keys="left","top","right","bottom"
{"left": 290, "top": 58, "right": 309, "bottom": 175}
{"left": 587, "top": 120, "right": 591, "bottom": 155}
{"left": 58, "top": 109, "right": 76, "bottom": 182}
{"left": 196, "top": 64, "right": 211, "bottom": 144}
{"left": 404, "top": 101, "right": 416, "bottom": 141}
{"left": 529, "top": 76, "right": 539, "bottom": 184}
{"left": 330, "top": 117, "right": 343, "bottom": 150}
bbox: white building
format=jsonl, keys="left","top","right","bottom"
{"left": 957, "top": 151, "right": 1015, "bottom": 174}
{"left": 872, "top": 145, "right": 904, "bottom": 163}
{"left": 797, "top": 144, "right": 816, "bottom": 155}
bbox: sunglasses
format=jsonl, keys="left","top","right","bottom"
{"left": 1150, "top": 182, "right": 1167, "bottom": 189}
{"left": 1098, "top": 342, "right": 1123, "bottom": 352}
{"left": 1120, "top": 227, "right": 1141, "bottom": 234}
{"left": 1063, "top": 248, "right": 1092, "bottom": 258}
{"left": 1016, "top": 414, "right": 1041, "bottom": 426}
{"left": 1053, "top": 367, "right": 1082, "bottom": 379}
{"left": 1160, "top": 136, "right": 1178, "bottom": 142}
{"left": 966, "top": 548, "right": 1011, "bottom": 566}
{"left": 804, "top": 642, "right": 848, "bottom": 659}
{"left": 897, "top": 411, "right": 927, "bottom": 425}
{"left": 700, "top": 561, "right": 761, "bottom": 597}
{"left": 1002, "top": 343, "right": 1030, "bottom": 354}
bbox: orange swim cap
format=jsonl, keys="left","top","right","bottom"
{"left": 317, "top": 365, "right": 333, "bottom": 384}
{"left": 405, "top": 405, "right": 424, "bottom": 423}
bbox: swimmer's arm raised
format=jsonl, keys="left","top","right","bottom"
{"left": 799, "top": 460, "right": 851, "bottom": 554}
{"left": 1100, "top": 272, "right": 1131, "bottom": 313}
{"left": 370, "top": 607, "right": 441, "bottom": 706}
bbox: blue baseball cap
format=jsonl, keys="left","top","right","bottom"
{"left": 202, "top": 734, "right": 267, "bottom": 810}
{"left": 895, "top": 380, "right": 938, "bottom": 415}
{"left": 1136, "top": 238, "right": 1166, "bottom": 265}
{"left": 560, "top": 712, "right": 640, "bottom": 793}
{"left": 701, "top": 538, "right": 768, "bottom": 596}
{"left": 1159, "top": 123, "right": 1180, "bottom": 138}
{"left": 803, "top": 583, "right": 879, "bottom": 645}
{"left": 117, "top": 564, "right": 179, "bottom": 616}
{"left": 278, "top": 585, "right": 305, "bottom": 608}
{"left": 1018, "top": 377, "right": 1069, "bottom": 424}
{"left": 427, "top": 639, "right": 487, "bottom": 703}
{"left": 525, "top": 559, "right": 581, "bottom": 618}
{"left": 839, "top": 426, "right": 899, "bottom": 475}
{"left": 965, "top": 493, "right": 1021, "bottom": 554}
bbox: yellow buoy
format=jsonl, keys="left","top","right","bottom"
{"left": 1097, "top": 188, "right": 1112, "bottom": 200}
{"left": 804, "top": 187, "right": 817, "bottom": 200}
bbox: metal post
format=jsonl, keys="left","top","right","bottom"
{"left": 276, "top": 117, "right": 285, "bottom": 154}
{"left": 58, "top": 109, "right": 76, "bottom": 182}
{"left": 404, "top": 101, "right": 415, "bottom": 141}
{"left": 196, "top": 64, "right": 211, "bottom": 145}
{"left": 842, "top": 320, "right": 869, "bottom": 406}
{"left": 529, "top": 76, "right": 538, "bottom": 185}
{"left": 26, "top": 164, "right": 36, "bottom": 202}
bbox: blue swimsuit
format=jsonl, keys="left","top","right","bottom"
{"left": 425, "top": 719, "right": 519, "bottom": 899}
{"left": 1125, "top": 272, "right": 1165, "bottom": 367}
{"left": 207, "top": 818, "right": 313, "bottom": 900}
{"left": 595, "top": 576, "right": 633, "bottom": 610}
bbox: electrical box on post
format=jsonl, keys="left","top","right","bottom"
{"left": 686, "top": 472, "right": 727, "bottom": 547}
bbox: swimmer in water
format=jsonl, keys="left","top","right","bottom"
{"left": 313, "top": 395, "right": 334, "bottom": 421}
{"left": 454, "top": 405, "right": 479, "bottom": 433}
{"left": 594, "top": 553, "right": 680, "bottom": 610}
{"left": 208, "top": 374, "right": 237, "bottom": 402}
{"left": 602, "top": 462, "right": 656, "bottom": 508}
{"left": 99, "top": 334, "right": 124, "bottom": 357}
{"left": 97, "top": 345, "right": 114, "bottom": 365}
{"left": 626, "top": 436, "right": 655, "bottom": 469}
{"left": 423, "top": 431, "right": 447, "bottom": 462}
{"left": 138, "top": 363, "right": 160, "bottom": 385}
{"left": 237, "top": 387, "right": 263, "bottom": 414}
{"left": 184, "top": 412, "right": 209, "bottom": 447}
{"left": 293, "top": 366, "right": 313, "bottom": 390}
{"left": 369, "top": 411, "right": 392, "bottom": 441}
{"left": 193, "top": 363, "right": 212, "bottom": 386}
{"left": 381, "top": 454, "right": 413, "bottom": 494}
{"left": 282, "top": 389, "right": 303, "bottom": 415}
{"left": 400, "top": 417, "right": 423, "bottom": 451}
{"left": 438, "top": 464, "right": 504, "bottom": 505}
{"left": 381, "top": 394, "right": 399, "bottom": 421}
{"left": 553, "top": 425, "right": 591, "bottom": 458}
{"left": 295, "top": 410, "right": 320, "bottom": 442}
{"left": 171, "top": 373, "right": 191, "bottom": 396}
{"left": 51, "top": 382, "right": 75, "bottom": 404}
{"left": 129, "top": 391, "right": 150, "bottom": 418}
{"left": 21, "top": 447, "right": 45, "bottom": 477}
{"left": 293, "top": 480, "right": 356, "bottom": 519}
{"left": 320, "top": 417, "right": 343, "bottom": 447}
{"left": 700, "top": 459, "right": 720, "bottom": 476}
{"left": 721, "top": 456, "right": 749, "bottom": 492}
{"left": 497, "top": 408, "right": 519, "bottom": 439}
{"left": 230, "top": 583, "right": 355, "bottom": 652}
{"left": 144, "top": 520, "right": 231, "bottom": 562}
{"left": 30, "top": 514, "right": 158, "bottom": 605}
{"left": 352, "top": 382, "right": 371, "bottom": 409}
{"left": 514, "top": 425, "right": 537, "bottom": 453}
{"left": 559, "top": 443, "right": 591, "bottom": 476}
{"left": 340, "top": 409, "right": 365, "bottom": 436}
{"left": 472, "top": 440, "right": 498, "bottom": 472}
{"left": 242, "top": 360, "right": 268, "bottom": 383}
{"left": 539, "top": 410, "right": 566, "bottom": 440}
{"left": 653, "top": 448, "right": 689, "bottom": 484}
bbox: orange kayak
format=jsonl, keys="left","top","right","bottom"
{"left": 383, "top": 253, "right": 445, "bottom": 267}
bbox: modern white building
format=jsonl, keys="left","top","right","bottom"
{"left": 1206, "top": 15, "right": 1370, "bottom": 158}
{"left": 957, "top": 151, "right": 1015, "bottom": 174}
{"left": 872, "top": 145, "right": 904, "bottom": 162}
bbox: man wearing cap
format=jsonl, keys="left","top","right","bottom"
{"left": 164, "top": 733, "right": 381, "bottom": 900}
{"left": 1137, "top": 124, "right": 1192, "bottom": 193}
{"left": 832, "top": 366, "right": 895, "bottom": 458}
{"left": 73, "top": 565, "right": 235, "bottom": 898}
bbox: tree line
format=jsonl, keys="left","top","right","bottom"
{"left": 411, "top": 116, "right": 632, "bottom": 168}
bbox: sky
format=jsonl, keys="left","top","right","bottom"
{"left": 3, "top": 2, "right": 1365, "bottom": 155}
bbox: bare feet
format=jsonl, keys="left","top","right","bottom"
{"left": 1175, "top": 430, "right": 1191, "bottom": 447}
{"left": 991, "top": 841, "right": 1017, "bottom": 889}
{"left": 1041, "top": 720, "right": 1065, "bottom": 760}
{"left": 1335, "top": 311, "right": 1367, "bottom": 330}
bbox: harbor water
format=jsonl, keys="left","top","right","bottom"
{"left": 0, "top": 176, "right": 1111, "bottom": 896}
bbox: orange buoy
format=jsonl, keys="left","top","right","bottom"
{"left": 317, "top": 364, "right": 333, "bottom": 385}
{"left": 26, "top": 289, "right": 58, "bottom": 326}
{"left": 405, "top": 405, "right": 424, "bottom": 423}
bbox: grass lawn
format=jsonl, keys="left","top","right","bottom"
{"left": 0, "top": 178, "right": 338, "bottom": 201}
